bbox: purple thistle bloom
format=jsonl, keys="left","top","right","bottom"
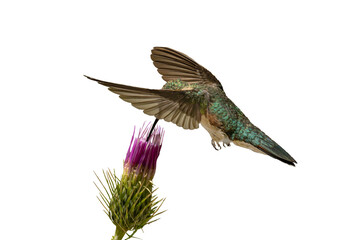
{"left": 94, "top": 122, "right": 166, "bottom": 239}
{"left": 124, "top": 123, "right": 164, "bottom": 180}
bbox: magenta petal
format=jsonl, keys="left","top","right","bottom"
{"left": 124, "top": 123, "right": 164, "bottom": 179}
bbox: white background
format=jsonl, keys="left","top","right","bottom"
{"left": 1, "top": 1, "right": 359, "bottom": 239}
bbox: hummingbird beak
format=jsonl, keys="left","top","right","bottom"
{"left": 146, "top": 118, "right": 159, "bottom": 142}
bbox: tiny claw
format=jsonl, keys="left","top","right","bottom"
{"left": 211, "top": 139, "right": 221, "bottom": 151}
{"left": 211, "top": 139, "right": 218, "bottom": 150}
{"left": 216, "top": 141, "right": 222, "bottom": 150}
{"left": 222, "top": 142, "right": 231, "bottom": 148}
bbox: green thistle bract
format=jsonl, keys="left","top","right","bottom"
{"left": 95, "top": 124, "right": 165, "bottom": 240}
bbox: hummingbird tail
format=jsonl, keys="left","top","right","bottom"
{"left": 234, "top": 128, "right": 296, "bottom": 166}
{"left": 256, "top": 140, "right": 297, "bottom": 166}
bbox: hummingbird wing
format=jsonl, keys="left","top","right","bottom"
{"left": 151, "top": 47, "right": 223, "bottom": 89}
{"left": 85, "top": 75, "right": 201, "bottom": 130}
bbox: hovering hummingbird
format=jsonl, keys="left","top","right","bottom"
{"left": 85, "top": 47, "right": 296, "bottom": 166}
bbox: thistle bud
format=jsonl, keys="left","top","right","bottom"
{"left": 95, "top": 123, "right": 165, "bottom": 240}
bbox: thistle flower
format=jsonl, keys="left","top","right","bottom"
{"left": 123, "top": 124, "right": 163, "bottom": 181}
{"left": 95, "top": 124, "right": 165, "bottom": 240}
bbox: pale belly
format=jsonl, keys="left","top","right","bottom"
{"left": 200, "top": 116, "right": 264, "bottom": 154}
{"left": 200, "top": 116, "right": 231, "bottom": 144}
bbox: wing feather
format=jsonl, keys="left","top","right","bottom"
{"left": 85, "top": 75, "right": 201, "bottom": 130}
{"left": 151, "top": 47, "right": 223, "bottom": 89}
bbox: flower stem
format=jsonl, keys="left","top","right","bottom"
{"left": 112, "top": 226, "right": 126, "bottom": 240}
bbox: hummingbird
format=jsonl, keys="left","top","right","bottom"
{"left": 85, "top": 47, "right": 296, "bottom": 166}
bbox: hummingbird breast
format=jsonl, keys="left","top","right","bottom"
{"left": 200, "top": 115, "right": 231, "bottom": 145}
{"left": 201, "top": 98, "right": 266, "bottom": 154}
{"left": 200, "top": 87, "right": 263, "bottom": 152}
{"left": 199, "top": 88, "right": 241, "bottom": 145}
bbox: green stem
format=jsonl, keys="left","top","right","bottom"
{"left": 112, "top": 226, "right": 126, "bottom": 240}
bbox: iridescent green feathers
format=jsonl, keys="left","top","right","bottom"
{"left": 206, "top": 87, "right": 296, "bottom": 165}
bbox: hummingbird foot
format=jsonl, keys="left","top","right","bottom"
{"left": 223, "top": 142, "right": 231, "bottom": 148}
{"left": 211, "top": 139, "right": 221, "bottom": 150}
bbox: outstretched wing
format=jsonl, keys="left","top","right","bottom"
{"left": 151, "top": 47, "right": 223, "bottom": 89}
{"left": 85, "top": 75, "right": 201, "bottom": 130}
